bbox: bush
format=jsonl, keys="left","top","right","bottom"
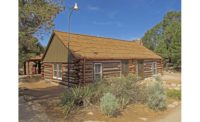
{"left": 60, "top": 73, "right": 149, "bottom": 117}
{"left": 60, "top": 85, "right": 93, "bottom": 116}
{"left": 100, "top": 93, "right": 119, "bottom": 116}
{"left": 105, "top": 74, "right": 144, "bottom": 108}
{"left": 146, "top": 75, "right": 167, "bottom": 111}
{"left": 167, "top": 89, "right": 181, "bottom": 100}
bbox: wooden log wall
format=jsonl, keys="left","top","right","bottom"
{"left": 43, "top": 60, "right": 84, "bottom": 86}
{"left": 62, "top": 60, "right": 84, "bottom": 86}
{"left": 43, "top": 59, "right": 163, "bottom": 85}
{"left": 43, "top": 63, "right": 53, "bottom": 81}
{"left": 102, "top": 61, "right": 121, "bottom": 78}
{"left": 83, "top": 60, "right": 94, "bottom": 83}
{"left": 143, "top": 59, "right": 162, "bottom": 78}
{"left": 83, "top": 60, "right": 121, "bottom": 82}
{"left": 128, "top": 60, "right": 137, "bottom": 74}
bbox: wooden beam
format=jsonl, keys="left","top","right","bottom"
{"left": 24, "top": 62, "right": 26, "bottom": 75}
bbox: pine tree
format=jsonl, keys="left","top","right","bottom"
{"left": 142, "top": 11, "right": 181, "bottom": 70}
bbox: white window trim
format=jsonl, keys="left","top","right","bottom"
{"left": 53, "top": 64, "right": 57, "bottom": 79}
{"left": 53, "top": 64, "right": 62, "bottom": 80}
{"left": 58, "top": 64, "right": 62, "bottom": 80}
{"left": 93, "top": 63, "right": 102, "bottom": 81}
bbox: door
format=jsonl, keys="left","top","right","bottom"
{"left": 122, "top": 60, "right": 129, "bottom": 76}
{"left": 136, "top": 60, "right": 144, "bottom": 79}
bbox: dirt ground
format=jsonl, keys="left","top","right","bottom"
{"left": 68, "top": 103, "right": 181, "bottom": 122}
{"left": 19, "top": 72, "right": 181, "bottom": 122}
{"left": 162, "top": 71, "right": 181, "bottom": 84}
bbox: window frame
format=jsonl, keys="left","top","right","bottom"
{"left": 93, "top": 63, "right": 102, "bottom": 81}
{"left": 53, "top": 64, "right": 62, "bottom": 80}
{"left": 53, "top": 64, "right": 57, "bottom": 79}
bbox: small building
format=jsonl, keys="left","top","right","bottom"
{"left": 42, "top": 30, "right": 163, "bottom": 86}
{"left": 24, "top": 54, "right": 43, "bottom": 75}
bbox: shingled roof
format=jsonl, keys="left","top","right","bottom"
{"left": 52, "top": 30, "right": 161, "bottom": 60}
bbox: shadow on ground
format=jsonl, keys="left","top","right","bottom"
{"left": 19, "top": 85, "right": 66, "bottom": 122}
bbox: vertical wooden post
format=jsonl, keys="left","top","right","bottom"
{"left": 24, "top": 62, "right": 26, "bottom": 75}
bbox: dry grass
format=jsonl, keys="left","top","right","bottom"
{"left": 162, "top": 71, "right": 181, "bottom": 84}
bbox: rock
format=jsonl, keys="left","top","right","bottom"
{"left": 168, "top": 104, "right": 176, "bottom": 108}
{"left": 87, "top": 111, "right": 94, "bottom": 115}
{"left": 138, "top": 117, "right": 148, "bottom": 121}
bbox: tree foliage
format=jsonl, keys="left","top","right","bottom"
{"left": 19, "top": 0, "right": 64, "bottom": 68}
{"left": 142, "top": 11, "right": 181, "bottom": 70}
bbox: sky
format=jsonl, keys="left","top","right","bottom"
{"left": 39, "top": 0, "right": 181, "bottom": 46}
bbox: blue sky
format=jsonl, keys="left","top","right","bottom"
{"left": 39, "top": 0, "right": 181, "bottom": 46}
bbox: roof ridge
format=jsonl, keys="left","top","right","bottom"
{"left": 54, "top": 30, "right": 137, "bottom": 43}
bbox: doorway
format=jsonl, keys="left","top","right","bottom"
{"left": 122, "top": 60, "right": 129, "bottom": 76}
{"left": 136, "top": 60, "right": 144, "bottom": 79}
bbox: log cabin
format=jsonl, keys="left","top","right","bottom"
{"left": 42, "top": 30, "right": 163, "bottom": 86}
{"left": 24, "top": 54, "right": 43, "bottom": 75}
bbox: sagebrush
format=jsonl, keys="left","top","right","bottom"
{"left": 100, "top": 92, "right": 119, "bottom": 116}
{"left": 146, "top": 75, "right": 167, "bottom": 111}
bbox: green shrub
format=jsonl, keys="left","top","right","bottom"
{"left": 153, "top": 74, "right": 162, "bottom": 82}
{"left": 100, "top": 93, "right": 119, "bottom": 116}
{"left": 146, "top": 75, "right": 167, "bottom": 111}
{"left": 105, "top": 74, "right": 143, "bottom": 108}
{"left": 60, "top": 73, "right": 148, "bottom": 117}
{"left": 167, "top": 89, "right": 181, "bottom": 100}
{"left": 60, "top": 85, "right": 93, "bottom": 116}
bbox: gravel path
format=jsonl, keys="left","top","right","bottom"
{"left": 155, "top": 105, "right": 181, "bottom": 122}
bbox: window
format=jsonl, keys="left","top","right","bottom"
{"left": 53, "top": 64, "right": 62, "bottom": 80}
{"left": 152, "top": 62, "right": 157, "bottom": 74}
{"left": 53, "top": 64, "right": 57, "bottom": 79}
{"left": 94, "top": 63, "right": 102, "bottom": 81}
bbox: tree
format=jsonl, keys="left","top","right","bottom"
{"left": 19, "top": 0, "right": 64, "bottom": 68}
{"left": 142, "top": 22, "right": 163, "bottom": 51}
{"left": 142, "top": 11, "right": 181, "bottom": 70}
